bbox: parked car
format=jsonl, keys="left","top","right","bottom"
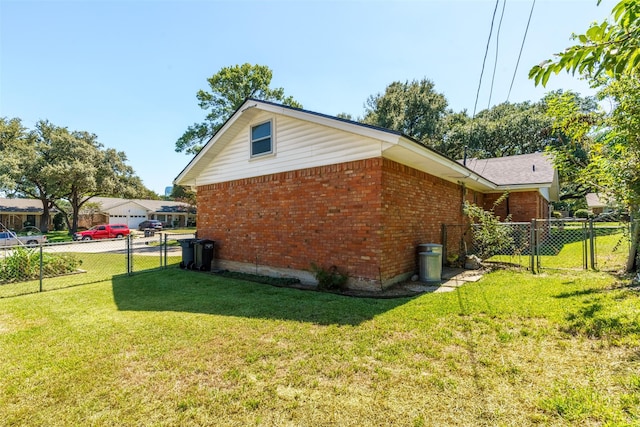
{"left": 0, "top": 226, "right": 48, "bottom": 246}
{"left": 138, "top": 220, "right": 163, "bottom": 231}
{"left": 73, "top": 224, "right": 130, "bottom": 241}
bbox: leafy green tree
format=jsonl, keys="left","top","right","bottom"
{"left": 335, "top": 112, "right": 354, "bottom": 120}
{"left": 362, "top": 78, "right": 448, "bottom": 146}
{"left": 1, "top": 120, "right": 153, "bottom": 233}
{"left": 541, "top": 90, "right": 602, "bottom": 205}
{"left": 0, "top": 119, "right": 64, "bottom": 232}
{"left": 169, "top": 184, "right": 196, "bottom": 208}
{"left": 49, "top": 134, "right": 146, "bottom": 233}
{"left": 529, "top": 0, "right": 640, "bottom": 270}
{"left": 529, "top": 0, "right": 640, "bottom": 85}
{"left": 176, "top": 63, "right": 302, "bottom": 155}
{"left": 437, "top": 101, "right": 556, "bottom": 160}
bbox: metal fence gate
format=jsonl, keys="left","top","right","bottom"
{"left": 442, "top": 219, "right": 630, "bottom": 273}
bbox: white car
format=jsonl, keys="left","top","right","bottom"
{"left": 0, "top": 227, "right": 48, "bottom": 246}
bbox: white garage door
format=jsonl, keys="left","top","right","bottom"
{"left": 109, "top": 215, "right": 147, "bottom": 229}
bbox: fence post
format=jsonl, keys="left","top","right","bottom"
{"left": 589, "top": 220, "right": 596, "bottom": 270}
{"left": 163, "top": 233, "right": 167, "bottom": 268}
{"left": 39, "top": 244, "right": 43, "bottom": 292}
{"left": 530, "top": 219, "right": 536, "bottom": 274}
{"left": 127, "top": 234, "right": 132, "bottom": 275}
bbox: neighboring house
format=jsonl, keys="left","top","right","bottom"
{"left": 0, "top": 198, "right": 55, "bottom": 231}
{"left": 81, "top": 197, "right": 196, "bottom": 229}
{"left": 174, "top": 99, "right": 559, "bottom": 290}
{"left": 585, "top": 193, "right": 616, "bottom": 215}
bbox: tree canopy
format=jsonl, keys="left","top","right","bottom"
{"left": 0, "top": 119, "right": 154, "bottom": 233}
{"left": 362, "top": 78, "right": 448, "bottom": 146}
{"left": 437, "top": 101, "right": 556, "bottom": 160}
{"left": 175, "top": 63, "right": 302, "bottom": 155}
{"left": 529, "top": 0, "right": 640, "bottom": 270}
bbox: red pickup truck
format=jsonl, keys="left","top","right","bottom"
{"left": 73, "top": 224, "right": 131, "bottom": 240}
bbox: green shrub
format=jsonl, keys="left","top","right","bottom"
{"left": 464, "top": 192, "right": 514, "bottom": 260}
{"left": 311, "top": 264, "right": 348, "bottom": 290}
{"left": 552, "top": 211, "right": 564, "bottom": 219}
{"left": 0, "top": 248, "right": 81, "bottom": 283}
{"left": 574, "top": 209, "right": 591, "bottom": 219}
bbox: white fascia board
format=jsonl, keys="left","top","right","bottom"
{"left": 393, "top": 137, "right": 497, "bottom": 189}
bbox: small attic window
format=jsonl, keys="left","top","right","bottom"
{"left": 250, "top": 120, "right": 273, "bottom": 157}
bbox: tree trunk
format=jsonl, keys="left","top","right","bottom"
{"left": 37, "top": 198, "right": 54, "bottom": 233}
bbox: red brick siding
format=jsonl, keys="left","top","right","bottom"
{"left": 196, "top": 158, "right": 548, "bottom": 286}
{"left": 483, "top": 191, "right": 548, "bottom": 222}
{"left": 196, "top": 159, "right": 384, "bottom": 280}
{"left": 379, "top": 159, "right": 465, "bottom": 280}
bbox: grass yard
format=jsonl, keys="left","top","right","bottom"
{"left": 489, "top": 226, "right": 629, "bottom": 272}
{"left": 1, "top": 268, "right": 639, "bottom": 426}
{"left": 0, "top": 252, "right": 182, "bottom": 298}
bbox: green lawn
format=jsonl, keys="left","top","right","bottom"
{"left": 0, "top": 252, "right": 182, "bottom": 298}
{"left": 1, "top": 268, "right": 638, "bottom": 425}
{"left": 489, "top": 226, "right": 629, "bottom": 272}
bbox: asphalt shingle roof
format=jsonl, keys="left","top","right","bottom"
{"left": 0, "top": 198, "right": 45, "bottom": 213}
{"left": 461, "top": 152, "right": 555, "bottom": 186}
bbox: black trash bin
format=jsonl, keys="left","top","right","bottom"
{"left": 193, "top": 239, "right": 215, "bottom": 271}
{"left": 178, "top": 238, "right": 197, "bottom": 269}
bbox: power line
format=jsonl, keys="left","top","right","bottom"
{"left": 488, "top": 0, "right": 507, "bottom": 109}
{"left": 507, "top": 0, "right": 536, "bottom": 102}
{"left": 473, "top": 0, "right": 501, "bottom": 118}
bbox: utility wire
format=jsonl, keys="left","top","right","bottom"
{"left": 488, "top": 0, "right": 507, "bottom": 109}
{"left": 507, "top": 0, "right": 536, "bottom": 101}
{"left": 473, "top": 0, "right": 501, "bottom": 118}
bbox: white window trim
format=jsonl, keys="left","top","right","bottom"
{"left": 249, "top": 118, "right": 276, "bottom": 159}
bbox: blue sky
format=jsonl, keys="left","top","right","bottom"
{"left": 1, "top": 0, "right": 615, "bottom": 195}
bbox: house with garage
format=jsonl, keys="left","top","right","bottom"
{"left": 80, "top": 197, "right": 196, "bottom": 229}
{"left": 174, "top": 99, "right": 559, "bottom": 291}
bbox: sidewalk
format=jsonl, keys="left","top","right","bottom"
{"left": 403, "top": 267, "right": 486, "bottom": 294}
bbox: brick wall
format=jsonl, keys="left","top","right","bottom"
{"left": 196, "top": 158, "right": 549, "bottom": 290}
{"left": 483, "top": 191, "right": 547, "bottom": 223}
{"left": 379, "top": 159, "right": 465, "bottom": 280}
{"left": 197, "top": 159, "right": 384, "bottom": 285}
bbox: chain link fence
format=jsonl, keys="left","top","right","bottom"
{"left": 0, "top": 232, "right": 195, "bottom": 298}
{"left": 443, "top": 219, "right": 630, "bottom": 273}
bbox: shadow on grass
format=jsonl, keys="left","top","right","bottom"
{"left": 555, "top": 288, "right": 605, "bottom": 299}
{"left": 112, "top": 268, "right": 414, "bottom": 326}
{"left": 556, "top": 278, "right": 640, "bottom": 342}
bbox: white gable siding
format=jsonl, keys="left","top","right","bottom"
{"left": 195, "top": 111, "right": 384, "bottom": 185}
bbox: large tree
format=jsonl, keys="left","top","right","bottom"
{"left": 362, "top": 78, "right": 448, "bottom": 147}
{"left": 0, "top": 119, "right": 66, "bottom": 232}
{"left": 1, "top": 119, "right": 153, "bottom": 233}
{"left": 47, "top": 130, "right": 147, "bottom": 233}
{"left": 541, "top": 91, "right": 602, "bottom": 203}
{"left": 436, "top": 101, "right": 557, "bottom": 160}
{"left": 176, "top": 63, "right": 302, "bottom": 155}
{"left": 529, "top": 0, "right": 640, "bottom": 270}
